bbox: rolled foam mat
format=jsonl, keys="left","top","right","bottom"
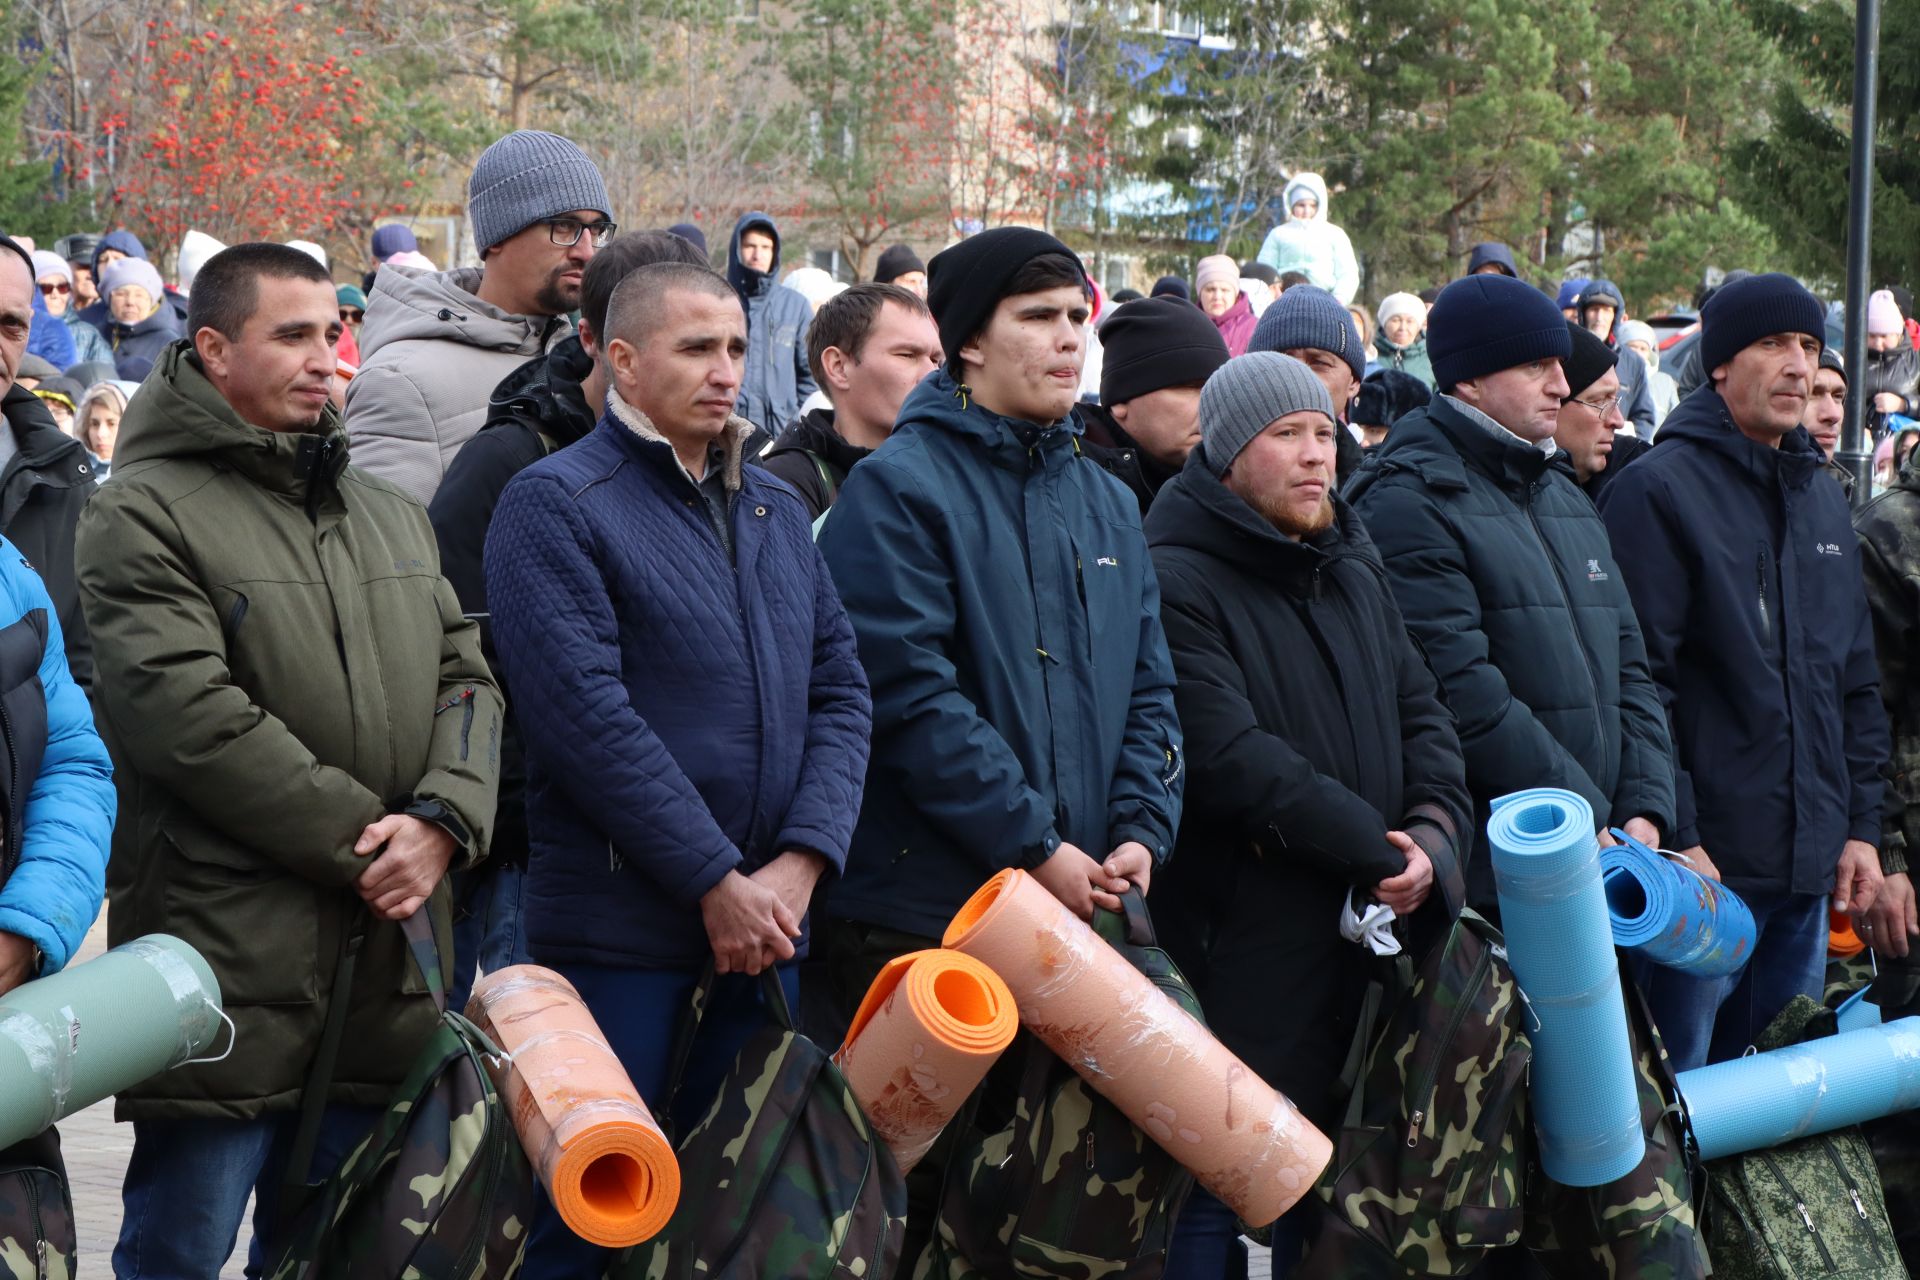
{"left": 834, "top": 949, "right": 1018, "bottom": 1173}
{"left": 0, "top": 934, "right": 224, "bottom": 1149}
{"left": 1600, "top": 831, "right": 1755, "bottom": 978}
{"left": 1835, "top": 987, "right": 1882, "bottom": 1033}
{"left": 942, "top": 869, "right": 1334, "bottom": 1227}
{"left": 466, "top": 965, "right": 679, "bottom": 1247}
{"left": 1488, "top": 789, "right": 1644, "bottom": 1187}
{"left": 1679, "top": 1017, "right": 1920, "bottom": 1159}
{"left": 1830, "top": 909, "right": 1867, "bottom": 958}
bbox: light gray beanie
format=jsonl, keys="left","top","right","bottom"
{"left": 1200, "top": 352, "right": 1336, "bottom": 476}
{"left": 467, "top": 130, "right": 612, "bottom": 251}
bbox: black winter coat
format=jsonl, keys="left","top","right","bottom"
{"left": 1345, "top": 395, "right": 1675, "bottom": 909}
{"left": 1147, "top": 456, "right": 1470, "bottom": 1128}
{"left": 1078, "top": 402, "right": 1178, "bottom": 517}
{"left": 1598, "top": 385, "right": 1888, "bottom": 896}
{"left": 759, "top": 408, "right": 871, "bottom": 521}
{"left": 425, "top": 336, "right": 598, "bottom": 869}
{"left": 1582, "top": 430, "right": 1656, "bottom": 504}
{"left": 1866, "top": 344, "right": 1920, "bottom": 421}
{"left": 0, "top": 387, "right": 94, "bottom": 688}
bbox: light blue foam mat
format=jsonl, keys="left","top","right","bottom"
{"left": 1488, "top": 788, "right": 1644, "bottom": 1187}
{"left": 1679, "top": 1017, "right": 1920, "bottom": 1160}
{"left": 1835, "top": 986, "right": 1883, "bottom": 1033}
{"left": 1599, "top": 829, "right": 1756, "bottom": 979}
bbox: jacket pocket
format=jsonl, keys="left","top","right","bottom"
{"left": 159, "top": 823, "right": 319, "bottom": 1005}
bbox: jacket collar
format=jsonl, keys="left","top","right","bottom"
{"left": 486, "top": 335, "right": 597, "bottom": 446}
{"left": 1655, "top": 382, "right": 1822, "bottom": 492}
{"left": 1146, "top": 450, "right": 1366, "bottom": 588}
{"left": 900, "top": 368, "right": 1081, "bottom": 472}
{"left": 606, "top": 389, "right": 754, "bottom": 492}
{"left": 1426, "top": 394, "right": 1554, "bottom": 489}
{"left": 768, "top": 407, "right": 871, "bottom": 475}
{"left": 0, "top": 385, "right": 91, "bottom": 481}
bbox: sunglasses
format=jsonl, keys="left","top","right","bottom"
{"left": 340, "top": 309, "right": 364, "bottom": 324}
{"left": 37, "top": 282, "right": 71, "bottom": 297}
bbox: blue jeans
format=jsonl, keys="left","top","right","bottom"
{"left": 112, "top": 1104, "right": 381, "bottom": 1279}
{"left": 1636, "top": 889, "right": 1831, "bottom": 1072}
{"left": 519, "top": 961, "right": 801, "bottom": 1280}
{"left": 1166, "top": 1186, "right": 1311, "bottom": 1280}
{"left": 448, "top": 861, "right": 530, "bottom": 1014}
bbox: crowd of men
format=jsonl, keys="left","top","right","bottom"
{"left": 0, "top": 126, "right": 1914, "bottom": 1280}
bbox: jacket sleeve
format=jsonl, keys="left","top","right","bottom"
{"left": 1389, "top": 606, "right": 1472, "bottom": 849}
{"left": 1330, "top": 226, "right": 1361, "bottom": 306}
{"left": 1621, "top": 358, "right": 1657, "bottom": 434}
{"left": 411, "top": 574, "right": 503, "bottom": 870}
{"left": 0, "top": 560, "right": 113, "bottom": 974}
{"left": 75, "top": 491, "right": 387, "bottom": 885}
{"left": 772, "top": 543, "right": 872, "bottom": 871}
{"left": 428, "top": 427, "right": 537, "bottom": 653}
{"left": 1841, "top": 541, "right": 1891, "bottom": 849}
{"left": 1610, "top": 583, "right": 1679, "bottom": 835}
{"left": 485, "top": 474, "right": 743, "bottom": 905}
{"left": 344, "top": 363, "right": 440, "bottom": 505}
{"left": 817, "top": 461, "right": 1062, "bottom": 869}
{"left": 1105, "top": 547, "right": 1183, "bottom": 862}
{"left": 1356, "top": 479, "right": 1612, "bottom": 820}
{"left": 1597, "top": 467, "right": 1701, "bottom": 845}
{"left": 1860, "top": 524, "right": 1919, "bottom": 857}
{"left": 1156, "top": 565, "right": 1404, "bottom": 887}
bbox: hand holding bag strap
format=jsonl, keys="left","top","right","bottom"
{"left": 1093, "top": 884, "right": 1156, "bottom": 951}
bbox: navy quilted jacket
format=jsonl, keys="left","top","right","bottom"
{"left": 817, "top": 370, "right": 1184, "bottom": 939}
{"left": 484, "top": 400, "right": 872, "bottom": 968}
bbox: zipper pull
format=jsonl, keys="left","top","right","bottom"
{"left": 1085, "top": 1132, "right": 1095, "bottom": 1170}
{"left": 1406, "top": 1109, "right": 1424, "bottom": 1147}
{"left": 1850, "top": 1188, "right": 1869, "bottom": 1221}
{"left": 1797, "top": 1201, "right": 1816, "bottom": 1233}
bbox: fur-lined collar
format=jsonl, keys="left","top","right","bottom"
{"left": 607, "top": 390, "right": 754, "bottom": 492}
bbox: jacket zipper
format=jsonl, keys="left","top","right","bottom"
{"left": 225, "top": 592, "right": 249, "bottom": 640}
{"left": 1524, "top": 496, "right": 1607, "bottom": 750}
{"left": 20, "top": 1166, "right": 47, "bottom": 1279}
{"left": 434, "top": 685, "right": 477, "bottom": 761}
{"left": 1756, "top": 548, "right": 1772, "bottom": 646}
{"left": 1759, "top": 1151, "right": 1834, "bottom": 1270}
{"left": 449, "top": 1092, "right": 509, "bottom": 1273}
{"left": 1817, "top": 1138, "right": 1880, "bottom": 1261}
{"left": 1407, "top": 939, "right": 1492, "bottom": 1146}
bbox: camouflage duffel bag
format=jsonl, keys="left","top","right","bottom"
{"left": 615, "top": 964, "right": 908, "bottom": 1279}
{"left": 266, "top": 910, "right": 535, "bottom": 1280}
{"left": 0, "top": 1127, "right": 75, "bottom": 1280}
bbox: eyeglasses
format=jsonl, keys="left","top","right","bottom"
{"left": 543, "top": 217, "right": 617, "bottom": 249}
{"left": 340, "top": 309, "right": 364, "bottom": 325}
{"left": 37, "top": 282, "right": 70, "bottom": 297}
{"left": 1564, "top": 394, "right": 1620, "bottom": 416}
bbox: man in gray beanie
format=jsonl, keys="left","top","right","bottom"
{"left": 348, "top": 129, "right": 614, "bottom": 504}
{"left": 1347, "top": 273, "right": 1676, "bottom": 920}
{"left": 1145, "top": 351, "right": 1470, "bottom": 1275}
{"left": 1248, "top": 284, "right": 1367, "bottom": 484}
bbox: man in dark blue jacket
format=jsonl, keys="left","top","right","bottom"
{"left": 727, "top": 211, "right": 817, "bottom": 437}
{"left": 484, "top": 261, "right": 871, "bottom": 1277}
{"left": 1576, "top": 279, "right": 1656, "bottom": 436}
{"left": 1599, "top": 273, "right": 1890, "bottom": 1069}
{"left": 1346, "top": 273, "right": 1675, "bottom": 915}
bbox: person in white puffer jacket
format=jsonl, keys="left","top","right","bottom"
{"left": 1255, "top": 172, "right": 1360, "bottom": 304}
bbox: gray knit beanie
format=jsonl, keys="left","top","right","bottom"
{"left": 467, "top": 130, "right": 612, "bottom": 251}
{"left": 1248, "top": 285, "right": 1365, "bottom": 379}
{"left": 1200, "top": 352, "right": 1337, "bottom": 476}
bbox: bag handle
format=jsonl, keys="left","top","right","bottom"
{"left": 658, "top": 962, "right": 794, "bottom": 1138}
{"left": 1093, "top": 883, "right": 1155, "bottom": 950}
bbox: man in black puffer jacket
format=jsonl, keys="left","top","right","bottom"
{"left": 1346, "top": 273, "right": 1675, "bottom": 915}
{"left": 1150, "top": 352, "right": 1470, "bottom": 1277}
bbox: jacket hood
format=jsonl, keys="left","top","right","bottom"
{"left": 1147, "top": 447, "right": 1370, "bottom": 584}
{"left": 894, "top": 368, "right": 1083, "bottom": 471}
{"left": 358, "top": 265, "right": 565, "bottom": 363}
{"left": 728, "top": 211, "right": 782, "bottom": 298}
{"left": 1344, "top": 395, "right": 1553, "bottom": 503}
{"left": 1577, "top": 279, "right": 1626, "bottom": 343}
{"left": 1467, "top": 243, "right": 1518, "bottom": 277}
{"left": 114, "top": 341, "right": 349, "bottom": 494}
{"left": 1284, "top": 173, "right": 1331, "bottom": 224}
{"left": 93, "top": 230, "right": 148, "bottom": 277}
{"left": 1653, "top": 383, "right": 1824, "bottom": 491}
{"left": 485, "top": 334, "right": 598, "bottom": 446}
{"left": 765, "top": 406, "right": 871, "bottom": 476}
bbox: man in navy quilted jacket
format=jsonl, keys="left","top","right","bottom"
{"left": 484, "top": 261, "right": 872, "bottom": 1277}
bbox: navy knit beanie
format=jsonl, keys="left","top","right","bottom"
{"left": 927, "top": 227, "right": 1081, "bottom": 368}
{"left": 1427, "top": 274, "right": 1572, "bottom": 390}
{"left": 1561, "top": 321, "right": 1620, "bottom": 399}
{"left": 1700, "top": 272, "right": 1825, "bottom": 376}
{"left": 1248, "top": 285, "right": 1364, "bottom": 380}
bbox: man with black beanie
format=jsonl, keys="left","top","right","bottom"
{"left": 1347, "top": 273, "right": 1675, "bottom": 919}
{"left": 1081, "top": 295, "right": 1229, "bottom": 513}
{"left": 872, "top": 242, "right": 927, "bottom": 298}
{"left": 1554, "top": 319, "right": 1650, "bottom": 499}
{"left": 815, "top": 226, "right": 1184, "bottom": 1269}
{"left": 1599, "top": 272, "right": 1890, "bottom": 1070}
{"left": 1351, "top": 368, "right": 1431, "bottom": 449}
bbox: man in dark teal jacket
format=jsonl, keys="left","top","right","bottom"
{"left": 815, "top": 228, "right": 1183, "bottom": 1259}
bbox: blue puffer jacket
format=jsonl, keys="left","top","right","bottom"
{"left": 484, "top": 398, "right": 871, "bottom": 968}
{"left": 817, "top": 370, "right": 1184, "bottom": 939}
{"left": 727, "top": 212, "right": 817, "bottom": 435}
{"left": 0, "top": 537, "right": 114, "bottom": 973}
{"left": 1598, "top": 385, "right": 1888, "bottom": 897}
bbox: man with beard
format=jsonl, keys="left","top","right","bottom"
{"left": 1147, "top": 352, "right": 1470, "bottom": 1275}
{"left": 347, "top": 130, "right": 613, "bottom": 503}
{"left": 1347, "top": 273, "right": 1675, "bottom": 918}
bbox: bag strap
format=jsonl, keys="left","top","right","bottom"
{"left": 658, "top": 963, "right": 795, "bottom": 1137}
{"left": 803, "top": 450, "right": 839, "bottom": 506}
{"left": 1093, "top": 884, "right": 1154, "bottom": 949}
{"left": 282, "top": 916, "right": 365, "bottom": 1206}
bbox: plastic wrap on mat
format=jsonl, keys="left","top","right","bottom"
{"left": 465, "top": 965, "right": 679, "bottom": 1247}
{"left": 1680, "top": 1016, "right": 1920, "bottom": 1160}
{"left": 1601, "top": 829, "right": 1755, "bottom": 978}
{"left": 942, "top": 868, "right": 1333, "bottom": 1228}
{"left": 1488, "top": 788, "right": 1643, "bottom": 1187}
{"left": 0, "top": 933, "right": 224, "bottom": 1149}
{"left": 834, "top": 949, "right": 1017, "bottom": 1173}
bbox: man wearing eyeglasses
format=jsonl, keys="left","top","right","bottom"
{"left": 1556, "top": 320, "right": 1653, "bottom": 501}
{"left": 346, "top": 129, "right": 614, "bottom": 505}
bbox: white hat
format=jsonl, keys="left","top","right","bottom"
{"left": 177, "top": 230, "right": 227, "bottom": 291}
{"left": 286, "top": 240, "right": 328, "bottom": 268}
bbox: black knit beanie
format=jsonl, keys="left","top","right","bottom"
{"left": 1099, "top": 297, "right": 1229, "bottom": 406}
{"left": 1427, "top": 274, "right": 1571, "bottom": 390}
{"left": 927, "top": 227, "right": 1079, "bottom": 368}
{"left": 874, "top": 243, "right": 925, "bottom": 283}
{"left": 1699, "top": 272, "right": 1825, "bottom": 376}
{"left": 1561, "top": 321, "right": 1620, "bottom": 399}
{"left": 1352, "top": 368, "right": 1433, "bottom": 428}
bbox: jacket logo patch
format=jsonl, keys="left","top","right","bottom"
{"left": 1586, "top": 558, "right": 1609, "bottom": 582}
{"left": 1095, "top": 556, "right": 1119, "bottom": 568}
{"left": 393, "top": 558, "right": 427, "bottom": 571}
{"left": 1816, "top": 542, "right": 1844, "bottom": 557}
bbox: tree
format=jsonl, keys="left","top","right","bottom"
{"left": 0, "top": 24, "right": 80, "bottom": 241}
